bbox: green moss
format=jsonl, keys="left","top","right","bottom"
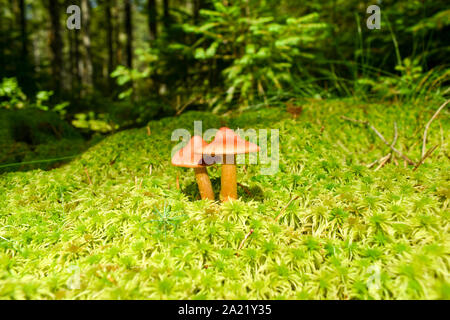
{"left": 0, "top": 100, "right": 449, "bottom": 299}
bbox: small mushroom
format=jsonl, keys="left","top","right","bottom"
{"left": 286, "top": 100, "right": 303, "bottom": 120}
{"left": 171, "top": 136, "right": 215, "bottom": 201}
{"left": 199, "top": 127, "right": 259, "bottom": 202}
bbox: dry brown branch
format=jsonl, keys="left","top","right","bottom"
{"left": 413, "top": 144, "right": 439, "bottom": 172}
{"left": 393, "top": 156, "right": 399, "bottom": 166}
{"left": 238, "top": 229, "right": 254, "bottom": 251}
{"left": 375, "top": 153, "right": 391, "bottom": 171}
{"left": 237, "top": 182, "right": 252, "bottom": 196}
{"left": 391, "top": 122, "right": 398, "bottom": 148}
{"left": 422, "top": 100, "right": 449, "bottom": 158}
{"left": 366, "top": 159, "right": 379, "bottom": 169}
{"left": 83, "top": 167, "right": 92, "bottom": 185}
{"left": 275, "top": 195, "right": 300, "bottom": 222}
{"left": 341, "top": 116, "right": 415, "bottom": 165}
{"left": 175, "top": 96, "right": 199, "bottom": 116}
{"left": 370, "top": 122, "right": 398, "bottom": 170}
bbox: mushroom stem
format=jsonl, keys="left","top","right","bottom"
{"left": 220, "top": 154, "right": 237, "bottom": 202}
{"left": 193, "top": 167, "right": 215, "bottom": 200}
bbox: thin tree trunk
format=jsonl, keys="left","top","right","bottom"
{"left": 105, "top": 0, "right": 114, "bottom": 93}
{"left": 18, "top": 0, "right": 28, "bottom": 60}
{"left": 68, "top": 24, "right": 74, "bottom": 92}
{"left": 193, "top": 0, "right": 201, "bottom": 25}
{"left": 113, "top": 1, "right": 121, "bottom": 66}
{"left": 0, "top": 8, "right": 4, "bottom": 75}
{"left": 74, "top": 27, "right": 82, "bottom": 98}
{"left": 163, "top": 0, "right": 170, "bottom": 30}
{"left": 124, "top": 0, "right": 133, "bottom": 68}
{"left": 48, "top": 0, "right": 63, "bottom": 97}
{"left": 148, "top": 0, "right": 157, "bottom": 41}
{"left": 81, "top": 0, "right": 93, "bottom": 91}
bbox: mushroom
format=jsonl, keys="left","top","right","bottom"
{"left": 171, "top": 135, "right": 215, "bottom": 201}
{"left": 199, "top": 127, "right": 259, "bottom": 202}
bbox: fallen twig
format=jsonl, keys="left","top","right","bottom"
{"left": 391, "top": 122, "right": 398, "bottom": 148}
{"left": 237, "top": 182, "right": 252, "bottom": 196}
{"left": 175, "top": 96, "right": 199, "bottom": 116}
{"left": 368, "top": 122, "right": 397, "bottom": 169}
{"left": 413, "top": 144, "right": 439, "bottom": 171}
{"left": 341, "top": 116, "right": 415, "bottom": 165}
{"left": 374, "top": 153, "right": 391, "bottom": 171}
{"left": 422, "top": 100, "right": 449, "bottom": 158}
{"left": 393, "top": 156, "right": 399, "bottom": 166}
{"left": 366, "top": 159, "right": 379, "bottom": 169}
{"left": 237, "top": 229, "right": 254, "bottom": 251}
{"left": 84, "top": 167, "right": 92, "bottom": 185}
{"left": 274, "top": 195, "right": 300, "bottom": 222}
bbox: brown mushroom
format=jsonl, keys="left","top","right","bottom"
{"left": 171, "top": 136, "right": 215, "bottom": 201}
{"left": 199, "top": 127, "right": 259, "bottom": 202}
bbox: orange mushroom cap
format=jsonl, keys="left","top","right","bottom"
{"left": 199, "top": 127, "right": 260, "bottom": 156}
{"left": 171, "top": 135, "right": 211, "bottom": 168}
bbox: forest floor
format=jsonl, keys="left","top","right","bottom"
{"left": 0, "top": 98, "right": 449, "bottom": 299}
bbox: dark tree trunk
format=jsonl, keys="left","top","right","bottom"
{"left": 113, "top": 1, "right": 121, "bottom": 66}
{"left": 193, "top": 0, "right": 201, "bottom": 25}
{"left": 48, "top": 0, "right": 63, "bottom": 97}
{"left": 74, "top": 27, "right": 82, "bottom": 97}
{"left": 68, "top": 24, "right": 74, "bottom": 92}
{"left": 18, "top": 0, "right": 28, "bottom": 60}
{"left": 148, "top": 0, "right": 157, "bottom": 41}
{"left": 0, "top": 8, "right": 4, "bottom": 76}
{"left": 163, "top": 0, "right": 170, "bottom": 30}
{"left": 81, "top": 0, "right": 93, "bottom": 90}
{"left": 124, "top": 0, "right": 133, "bottom": 68}
{"left": 105, "top": 0, "right": 114, "bottom": 93}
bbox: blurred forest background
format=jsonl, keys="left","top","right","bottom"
{"left": 0, "top": 0, "right": 449, "bottom": 170}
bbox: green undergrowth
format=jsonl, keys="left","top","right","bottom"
{"left": 0, "top": 109, "right": 91, "bottom": 172}
{"left": 0, "top": 99, "right": 449, "bottom": 299}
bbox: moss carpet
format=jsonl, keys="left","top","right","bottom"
{"left": 0, "top": 99, "right": 448, "bottom": 299}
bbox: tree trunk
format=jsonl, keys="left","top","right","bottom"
{"left": 74, "top": 27, "right": 82, "bottom": 98}
{"left": 163, "top": 0, "right": 170, "bottom": 30}
{"left": 124, "top": 0, "right": 132, "bottom": 69}
{"left": 105, "top": 0, "right": 114, "bottom": 93}
{"left": 48, "top": 0, "right": 63, "bottom": 97}
{"left": 193, "top": 0, "right": 201, "bottom": 25}
{"left": 0, "top": 7, "right": 3, "bottom": 75}
{"left": 81, "top": 0, "right": 93, "bottom": 91}
{"left": 113, "top": 1, "right": 121, "bottom": 66}
{"left": 148, "top": 0, "right": 157, "bottom": 41}
{"left": 18, "top": 0, "right": 28, "bottom": 60}
{"left": 68, "top": 24, "right": 74, "bottom": 92}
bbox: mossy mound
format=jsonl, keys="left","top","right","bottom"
{"left": 0, "top": 100, "right": 448, "bottom": 299}
{"left": 0, "top": 109, "right": 87, "bottom": 172}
